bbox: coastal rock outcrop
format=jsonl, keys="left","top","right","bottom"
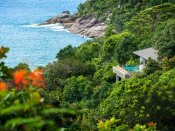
{"left": 40, "top": 12, "right": 106, "bottom": 38}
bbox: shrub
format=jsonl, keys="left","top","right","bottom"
{"left": 62, "top": 76, "right": 92, "bottom": 103}
{"left": 44, "top": 58, "right": 87, "bottom": 90}
{"left": 102, "top": 32, "right": 137, "bottom": 65}
{"left": 0, "top": 48, "right": 76, "bottom": 130}
{"left": 143, "top": 58, "right": 162, "bottom": 75}
{"left": 153, "top": 19, "right": 175, "bottom": 59}
{"left": 0, "top": 47, "right": 12, "bottom": 80}
{"left": 97, "top": 117, "right": 157, "bottom": 131}
{"left": 14, "top": 63, "right": 30, "bottom": 71}
{"left": 56, "top": 45, "right": 76, "bottom": 60}
{"left": 98, "top": 69, "right": 175, "bottom": 130}
{"left": 75, "top": 42, "right": 101, "bottom": 62}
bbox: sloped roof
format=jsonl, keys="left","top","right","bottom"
{"left": 133, "top": 47, "right": 158, "bottom": 60}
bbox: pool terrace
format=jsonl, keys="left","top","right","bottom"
{"left": 113, "top": 47, "right": 158, "bottom": 82}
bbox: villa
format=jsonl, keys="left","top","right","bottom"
{"left": 113, "top": 47, "right": 158, "bottom": 82}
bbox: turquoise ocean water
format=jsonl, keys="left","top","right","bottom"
{"left": 0, "top": 0, "right": 87, "bottom": 69}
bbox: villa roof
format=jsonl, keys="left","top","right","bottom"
{"left": 133, "top": 47, "right": 158, "bottom": 60}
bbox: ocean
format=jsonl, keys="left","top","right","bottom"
{"left": 0, "top": 0, "right": 87, "bottom": 69}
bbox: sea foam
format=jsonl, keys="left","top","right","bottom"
{"left": 22, "top": 23, "right": 67, "bottom": 32}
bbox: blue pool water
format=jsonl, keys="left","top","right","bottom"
{"left": 0, "top": 0, "right": 87, "bottom": 69}
{"left": 124, "top": 66, "right": 139, "bottom": 72}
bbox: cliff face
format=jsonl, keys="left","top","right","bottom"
{"left": 40, "top": 12, "right": 106, "bottom": 38}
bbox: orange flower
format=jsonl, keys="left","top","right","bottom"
{"left": 34, "top": 69, "right": 43, "bottom": 79}
{"left": 0, "top": 82, "right": 7, "bottom": 91}
{"left": 22, "top": 79, "right": 29, "bottom": 86}
{"left": 31, "top": 78, "right": 45, "bottom": 88}
{"left": 30, "top": 69, "right": 45, "bottom": 88}
{"left": 29, "top": 69, "right": 43, "bottom": 80}
{"left": 34, "top": 69, "right": 41, "bottom": 73}
{"left": 29, "top": 72, "right": 36, "bottom": 80}
{"left": 14, "top": 69, "right": 28, "bottom": 85}
{"left": 13, "top": 68, "right": 45, "bottom": 90}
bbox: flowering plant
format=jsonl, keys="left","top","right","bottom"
{"left": 0, "top": 47, "right": 75, "bottom": 130}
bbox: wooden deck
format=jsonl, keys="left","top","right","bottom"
{"left": 113, "top": 66, "right": 131, "bottom": 79}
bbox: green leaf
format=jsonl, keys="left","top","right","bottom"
{"left": 42, "top": 108, "right": 76, "bottom": 116}
{"left": 4, "top": 117, "right": 45, "bottom": 130}
{"left": 0, "top": 104, "right": 30, "bottom": 115}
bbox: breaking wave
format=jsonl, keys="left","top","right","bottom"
{"left": 22, "top": 23, "right": 67, "bottom": 32}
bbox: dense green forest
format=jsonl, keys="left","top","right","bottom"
{"left": 1, "top": 0, "right": 175, "bottom": 130}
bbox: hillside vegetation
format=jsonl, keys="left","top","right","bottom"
{"left": 1, "top": 0, "right": 175, "bottom": 130}
{"left": 43, "top": 1, "right": 175, "bottom": 130}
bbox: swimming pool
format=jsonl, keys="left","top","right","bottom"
{"left": 124, "top": 65, "right": 139, "bottom": 72}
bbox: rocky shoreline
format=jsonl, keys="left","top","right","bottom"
{"left": 40, "top": 11, "right": 106, "bottom": 38}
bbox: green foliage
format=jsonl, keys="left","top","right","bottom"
{"left": 143, "top": 58, "right": 162, "bottom": 75}
{"left": 75, "top": 42, "right": 101, "bottom": 62}
{"left": 46, "top": 1, "right": 175, "bottom": 130}
{"left": 39, "top": 1, "right": 175, "bottom": 130}
{"left": 126, "top": 58, "right": 139, "bottom": 66}
{"left": 97, "top": 117, "right": 157, "bottom": 131}
{"left": 105, "top": 24, "right": 116, "bottom": 38}
{"left": 98, "top": 68, "right": 175, "bottom": 130}
{"left": 14, "top": 63, "right": 30, "bottom": 71}
{"left": 126, "top": 3, "right": 175, "bottom": 36}
{"left": 78, "top": 0, "right": 175, "bottom": 34}
{"left": 153, "top": 19, "right": 175, "bottom": 59}
{"left": 44, "top": 58, "right": 87, "bottom": 90}
{"left": 1, "top": 0, "right": 175, "bottom": 130}
{"left": 133, "top": 123, "right": 156, "bottom": 131}
{"left": 77, "top": 0, "right": 113, "bottom": 18}
{"left": 44, "top": 2, "right": 175, "bottom": 130}
{"left": 41, "top": 89, "right": 62, "bottom": 106}
{"left": 162, "top": 56, "right": 175, "bottom": 71}
{"left": 0, "top": 47, "right": 12, "bottom": 80}
{"left": 0, "top": 88, "right": 75, "bottom": 130}
{"left": 125, "top": 3, "right": 175, "bottom": 48}
{"left": 56, "top": 45, "right": 76, "bottom": 60}
{"left": 0, "top": 47, "right": 9, "bottom": 59}
{"left": 103, "top": 32, "right": 137, "bottom": 65}
{"left": 93, "top": 62, "right": 116, "bottom": 83}
{"left": 90, "top": 82, "right": 112, "bottom": 108}
{"left": 62, "top": 76, "right": 92, "bottom": 103}
{"left": 97, "top": 117, "right": 123, "bottom": 131}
